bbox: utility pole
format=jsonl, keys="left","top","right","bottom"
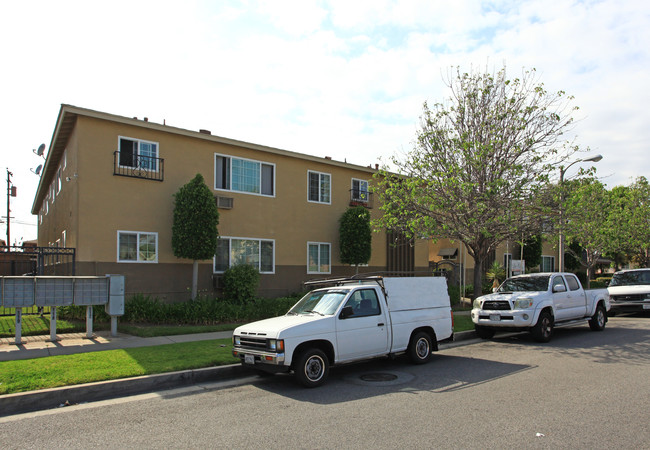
{"left": 6, "top": 168, "right": 16, "bottom": 249}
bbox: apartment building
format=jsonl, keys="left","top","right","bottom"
{"left": 430, "top": 238, "right": 560, "bottom": 286}
{"left": 31, "top": 105, "right": 429, "bottom": 301}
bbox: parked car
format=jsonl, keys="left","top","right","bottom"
{"left": 608, "top": 268, "right": 650, "bottom": 314}
{"left": 232, "top": 276, "right": 453, "bottom": 387}
{"left": 471, "top": 272, "right": 610, "bottom": 342}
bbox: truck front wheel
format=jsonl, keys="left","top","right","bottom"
{"left": 295, "top": 349, "right": 329, "bottom": 388}
{"left": 589, "top": 304, "right": 607, "bottom": 331}
{"left": 475, "top": 325, "right": 496, "bottom": 339}
{"left": 531, "top": 311, "right": 553, "bottom": 343}
{"left": 408, "top": 331, "right": 433, "bottom": 364}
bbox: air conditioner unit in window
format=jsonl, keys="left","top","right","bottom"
{"left": 215, "top": 195, "right": 233, "bottom": 209}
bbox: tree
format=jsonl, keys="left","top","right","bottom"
{"left": 339, "top": 206, "right": 372, "bottom": 273}
{"left": 172, "top": 173, "right": 220, "bottom": 299}
{"left": 485, "top": 261, "right": 506, "bottom": 289}
{"left": 374, "top": 66, "right": 580, "bottom": 298}
{"left": 518, "top": 234, "right": 542, "bottom": 269}
{"left": 562, "top": 179, "right": 611, "bottom": 286}
{"left": 608, "top": 177, "right": 650, "bottom": 267}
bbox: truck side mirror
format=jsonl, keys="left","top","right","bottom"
{"left": 339, "top": 306, "right": 354, "bottom": 319}
{"left": 553, "top": 284, "right": 567, "bottom": 293}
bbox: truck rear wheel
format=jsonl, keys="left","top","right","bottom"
{"left": 408, "top": 331, "right": 433, "bottom": 364}
{"left": 531, "top": 310, "right": 553, "bottom": 343}
{"left": 475, "top": 325, "right": 496, "bottom": 339}
{"left": 295, "top": 349, "right": 329, "bottom": 388}
{"left": 589, "top": 304, "right": 607, "bottom": 331}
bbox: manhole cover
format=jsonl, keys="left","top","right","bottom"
{"left": 359, "top": 372, "right": 399, "bottom": 382}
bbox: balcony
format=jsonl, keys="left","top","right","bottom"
{"left": 349, "top": 189, "right": 373, "bottom": 208}
{"left": 113, "top": 151, "right": 164, "bottom": 182}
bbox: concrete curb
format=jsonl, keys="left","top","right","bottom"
{"left": 0, "top": 364, "right": 249, "bottom": 417}
{"left": 1, "top": 330, "right": 479, "bottom": 417}
{"left": 453, "top": 330, "right": 476, "bottom": 341}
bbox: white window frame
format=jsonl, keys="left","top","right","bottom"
{"left": 307, "top": 241, "right": 331, "bottom": 274}
{"left": 55, "top": 167, "right": 62, "bottom": 195}
{"left": 541, "top": 255, "right": 555, "bottom": 272}
{"left": 213, "top": 236, "right": 275, "bottom": 274}
{"left": 308, "top": 171, "right": 331, "bottom": 204}
{"left": 351, "top": 178, "right": 369, "bottom": 203}
{"left": 117, "top": 230, "right": 159, "bottom": 263}
{"left": 118, "top": 136, "right": 160, "bottom": 172}
{"left": 214, "top": 153, "right": 275, "bottom": 197}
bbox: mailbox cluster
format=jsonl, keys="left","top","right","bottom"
{"left": 1, "top": 275, "right": 125, "bottom": 344}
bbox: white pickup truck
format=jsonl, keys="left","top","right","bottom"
{"left": 471, "top": 272, "right": 610, "bottom": 342}
{"left": 608, "top": 268, "right": 650, "bottom": 314}
{"left": 232, "top": 276, "right": 453, "bottom": 387}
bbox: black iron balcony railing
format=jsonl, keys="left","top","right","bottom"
{"left": 349, "top": 189, "right": 373, "bottom": 208}
{"left": 113, "top": 151, "right": 164, "bottom": 181}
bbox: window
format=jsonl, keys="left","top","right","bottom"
{"left": 541, "top": 255, "right": 555, "bottom": 272}
{"left": 552, "top": 275, "right": 566, "bottom": 291}
{"left": 566, "top": 275, "right": 580, "bottom": 291}
{"left": 119, "top": 137, "right": 159, "bottom": 171}
{"left": 343, "top": 289, "right": 381, "bottom": 317}
{"left": 55, "top": 167, "right": 62, "bottom": 195}
{"left": 214, "top": 237, "right": 274, "bottom": 273}
{"left": 117, "top": 231, "right": 158, "bottom": 263}
{"left": 351, "top": 178, "right": 369, "bottom": 202}
{"left": 308, "top": 171, "right": 330, "bottom": 203}
{"left": 215, "top": 154, "right": 274, "bottom": 196}
{"left": 308, "top": 242, "right": 331, "bottom": 274}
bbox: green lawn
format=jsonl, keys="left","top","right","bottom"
{"left": 0, "top": 315, "right": 105, "bottom": 338}
{"left": 0, "top": 312, "right": 475, "bottom": 395}
{"left": 0, "top": 338, "right": 238, "bottom": 395}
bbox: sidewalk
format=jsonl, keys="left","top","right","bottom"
{"left": 0, "top": 330, "right": 234, "bottom": 362}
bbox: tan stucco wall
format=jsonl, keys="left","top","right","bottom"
{"left": 36, "top": 111, "right": 426, "bottom": 299}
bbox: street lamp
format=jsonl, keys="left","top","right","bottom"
{"left": 558, "top": 154, "right": 603, "bottom": 272}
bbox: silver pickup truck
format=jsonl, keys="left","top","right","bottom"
{"left": 471, "top": 272, "right": 610, "bottom": 342}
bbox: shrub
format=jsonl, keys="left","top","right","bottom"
{"left": 58, "top": 304, "right": 110, "bottom": 322}
{"left": 447, "top": 285, "right": 460, "bottom": 306}
{"left": 596, "top": 276, "right": 612, "bottom": 286}
{"left": 222, "top": 264, "right": 260, "bottom": 304}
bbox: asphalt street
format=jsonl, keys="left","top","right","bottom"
{"left": 1, "top": 315, "right": 648, "bottom": 449}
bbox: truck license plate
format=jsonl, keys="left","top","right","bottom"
{"left": 244, "top": 354, "right": 255, "bottom": 364}
{"left": 489, "top": 314, "right": 501, "bottom": 321}
{"left": 644, "top": 304, "right": 650, "bottom": 310}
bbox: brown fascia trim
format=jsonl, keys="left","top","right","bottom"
{"left": 31, "top": 104, "right": 380, "bottom": 214}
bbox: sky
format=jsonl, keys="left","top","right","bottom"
{"left": 1, "top": 0, "right": 649, "bottom": 245}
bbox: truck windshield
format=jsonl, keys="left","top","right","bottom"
{"left": 498, "top": 276, "right": 550, "bottom": 292}
{"left": 609, "top": 270, "right": 650, "bottom": 286}
{"left": 287, "top": 290, "right": 347, "bottom": 316}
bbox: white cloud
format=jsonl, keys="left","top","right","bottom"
{"left": 1, "top": 0, "right": 649, "bottom": 243}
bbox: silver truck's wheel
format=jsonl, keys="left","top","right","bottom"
{"left": 295, "top": 349, "right": 329, "bottom": 388}
{"left": 589, "top": 304, "right": 607, "bottom": 331}
{"left": 531, "top": 311, "right": 553, "bottom": 343}
{"left": 408, "top": 331, "right": 433, "bottom": 364}
{"left": 475, "top": 325, "right": 496, "bottom": 339}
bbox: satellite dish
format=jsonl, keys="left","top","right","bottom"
{"left": 31, "top": 164, "right": 42, "bottom": 175}
{"left": 33, "top": 144, "right": 46, "bottom": 157}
